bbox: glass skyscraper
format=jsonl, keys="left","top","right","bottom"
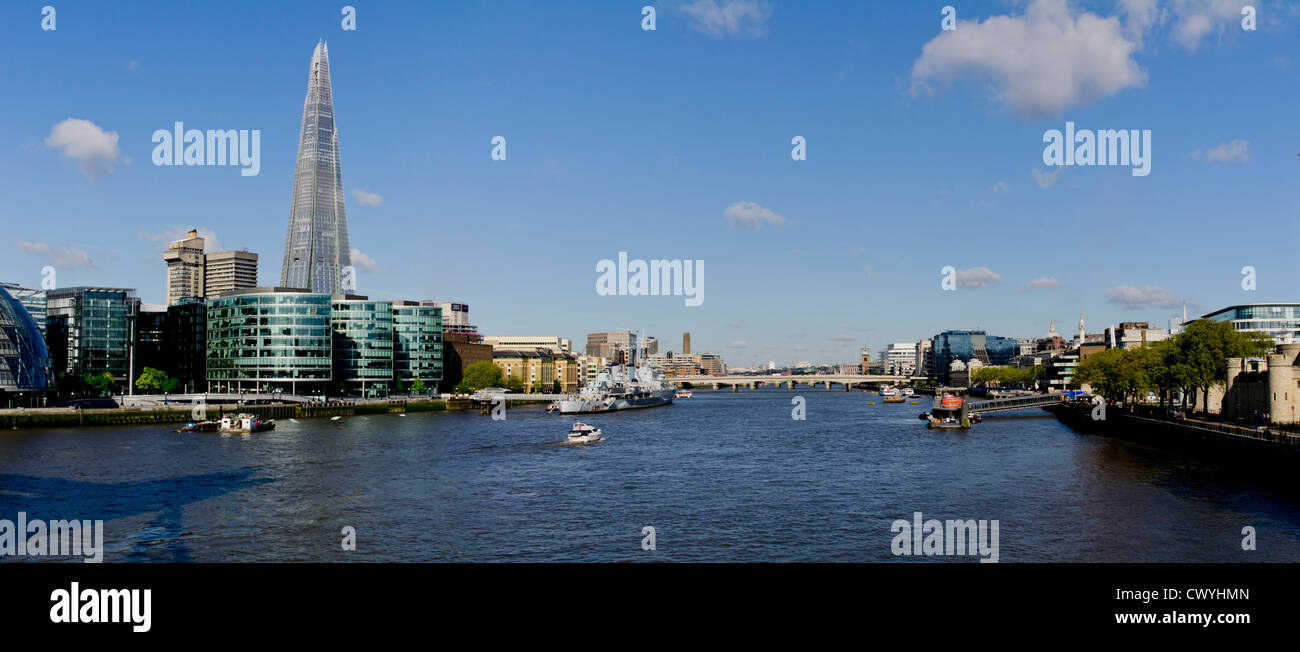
{"left": 331, "top": 298, "right": 394, "bottom": 397}
{"left": 392, "top": 301, "right": 443, "bottom": 388}
{"left": 931, "top": 330, "right": 1020, "bottom": 385}
{"left": 281, "top": 40, "right": 352, "bottom": 295}
{"left": 206, "top": 289, "right": 332, "bottom": 395}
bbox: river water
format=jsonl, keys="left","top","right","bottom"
{"left": 1, "top": 389, "right": 1296, "bottom": 562}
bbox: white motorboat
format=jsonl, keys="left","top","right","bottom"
{"left": 674, "top": 390, "right": 692, "bottom": 399}
{"left": 567, "top": 422, "right": 603, "bottom": 443}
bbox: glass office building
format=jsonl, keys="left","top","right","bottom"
{"left": 44, "top": 287, "right": 139, "bottom": 385}
{"left": 392, "top": 301, "right": 443, "bottom": 389}
{"left": 166, "top": 300, "right": 207, "bottom": 393}
{"left": 206, "top": 288, "right": 332, "bottom": 395}
{"left": 931, "top": 330, "right": 1020, "bottom": 385}
{"left": 281, "top": 40, "right": 351, "bottom": 295}
{"left": 0, "top": 283, "right": 46, "bottom": 335}
{"left": 331, "top": 298, "right": 394, "bottom": 397}
{"left": 0, "top": 284, "right": 53, "bottom": 405}
{"left": 1202, "top": 304, "right": 1300, "bottom": 345}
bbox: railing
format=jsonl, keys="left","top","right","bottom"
{"left": 1128, "top": 414, "right": 1300, "bottom": 448}
{"left": 968, "top": 393, "right": 1065, "bottom": 414}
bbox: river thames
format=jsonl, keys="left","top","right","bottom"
{"left": 1, "top": 389, "right": 1297, "bottom": 562}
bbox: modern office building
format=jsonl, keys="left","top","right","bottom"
{"left": 931, "top": 330, "right": 1019, "bottom": 385}
{"left": 331, "top": 297, "right": 394, "bottom": 397}
{"left": 45, "top": 287, "right": 139, "bottom": 386}
{"left": 204, "top": 250, "right": 259, "bottom": 298}
{"left": 133, "top": 304, "right": 170, "bottom": 382}
{"left": 281, "top": 40, "right": 352, "bottom": 295}
{"left": 165, "top": 300, "right": 207, "bottom": 393}
{"left": 164, "top": 229, "right": 206, "bottom": 305}
{"left": 438, "top": 301, "right": 477, "bottom": 335}
{"left": 206, "top": 288, "right": 332, "bottom": 395}
{"left": 1201, "top": 303, "right": 1300, "bottom": 345}
{"left": 885, "top": 342, "right": 917, "bottom": 376}
{"left": 481, "top": 336, "right": 571, "bottom": 353}
{"left": 0, "top": 283, "right": 47, "bottom": 335}
{"left": 0, "top": 284, "right": 53, "bottom": 406}
{"left": 642, "top": 336, "right": 658, "bottom": 355}
{"left": 392, "top": 301, "right": 443, "bottom": 390}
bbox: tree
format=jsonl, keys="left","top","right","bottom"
{"left": 504, "top": 374, "right": 525, "bottom": 393}
{"left": 87, "top": 372, "right": 116, "bottom": 396}
{"left": 1175, "top": 320, "right": 1272, "bottom": 412}
{"left": 410, "top": 378, "right": 426, "bottom": 394}
{"left": 135, "top": 367, "right": 179, "bottom": 394}
{"left": 461, "top": 361, "right": 506, "bottom": 391}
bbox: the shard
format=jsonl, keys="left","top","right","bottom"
{"left": 281, "top": 40, "right": 352, "bottom": 294}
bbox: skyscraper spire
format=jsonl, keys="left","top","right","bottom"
{"left": 281, "top": 40, "right": 352, "bottom": 294}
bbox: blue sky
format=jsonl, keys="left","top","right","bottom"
{"left": 2, "top": 0, "right": 1297, "bottom": 367}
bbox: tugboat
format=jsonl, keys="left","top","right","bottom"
{"left": 566, "top": 422, "right": 603, "bottom": 444}
{"left": 218, "top": 413, "right": 275, "bottom": 433}
{"left": 927, "top": 393, "right": 969, "bottom": 430}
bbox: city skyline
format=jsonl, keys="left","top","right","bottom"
{"left": 3, "top": 1, "right": 1298, "bottom": 365}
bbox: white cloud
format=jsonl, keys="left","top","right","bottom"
{"left": 679, "top": 0, "right": 772, "bottom": 38}
{"left": 1106, "top": 285, "right": 1192, "bottom": 310}
{"left": 44, "top": 118, "right": 122, "bottom": 180}
{"left": 13, "top": 241, "right": 97, "bottom": 270}
{"left": 351, "top": 187, "right": 383, "bottom": 206}
{"left": 956, "top": 266, "right": 1002, "bottom": 289}
{"left": 1204, "top": 139, "right": 1251, "bottom": 164}
{"left": 350, "top": 247, "right": 381, "bottom": 273}
{"left": 1031, "top": 167, "right": 1061, "bottom": 189}
{"left": 724, "top": 201, "right": 786, "bottom": 229}
{"left": 991, "top": 181, "right": 1011, "bottom": 193}
{"left": 1021, "top": 277, "right": 1064, "bottom": 291}
{"left": 912, "top": 0, "right": 1146, "bottom": 119}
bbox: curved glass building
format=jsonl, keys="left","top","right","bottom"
{"left": 1202, "top": 303, "right": 1300, "bottom": 345}
{"left": 331, "top": 298, "right": 393, "bottom": 397}
{"left": 206, "top": 288, "right": 332, "bottom": 395}
{"left": 0, "top": 284, "right": 53, "bottom": 404}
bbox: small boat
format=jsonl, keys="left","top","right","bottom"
{"left": 218, "top": 413, "right": 275, "bottom": 433}
{"left": 566, "top": 422, "right": 603, "bottom": 444}
{"left": 176, "top": 420, "right": 220, "bottom": 433}
{"left": 674, "top": 390, "right": 692, "bottom": 399}
{"left": 883, "top": 395, "right": 907, "bottom": 403}
{"left": 901, "top": 388, "right": 915, "bottom": 397}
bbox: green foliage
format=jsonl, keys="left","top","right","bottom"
{"left": 410, "top": 378, "right": 426, "bottom": 394}
{"left": 461, "top": 361, "right": 506, "bottom": 391}
{"left": 88, "top": 372, "right": 117, "bottom": 394}
{"left": 971, "top": 365, "right": 1041, "bottom": 388}
{"left": 134, "top": 367, "right": 180, "bottom": 394}
{"left": 1075, "top": 320, "right": 1274, "bottom": 409}
{"left": 504, "top": 374, "right": 525, "bottom": 393}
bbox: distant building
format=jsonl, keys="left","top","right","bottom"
{"left": 165, "top": 300, "right": 206, "bottom": 393}
{"left": 859, "top": 347, "right": 871, "bottom": 374}
{"left": 885, "top": 342, "right": 916, "bottom": 376}
{"left": 482, "top": 336, "right": 571, "bottom": 353}
{"left": 682, "top": 332, "right": 691, "bottom": 355}
{"left": 45, "top": 287, "right": 140, "bottom": 388}
{"left": 578, "top": 354, "right": 607, "bottom": 384}
{"left": 438, "top": 301, "right": 477, "bottom": 335}
{"left": 1201, "top": 303, "right": 1300, "bottom": 345}
{"left": 164, "top": 229, "right": 259, "bottom": 304}
{"left": 164, "top": 230, "right": 206, "bottom": 305}
{"left": 441, "top": 332, "right": 492, "bottom": 393}
{"left": 204, "top": 250, "right": 259, "bottom": 298}
{"left": 642, "top": 336, "right": 658, "bottom": 355}
{"left": 1104, "top": 322, "right": 1169, "bottom": 350}
{"left": 931, "top": 330, "right": 1019, "bottom": 385}
{"left": 493, "top": 349, "right": 557, "bottom": 393}
{"left": 0, "top": 284, "right": 53, "bottom": 406}
{"left": 914, "top": 340, "right": 933, "bottom": 378}
{"left": 133, "top": 304, "right": 169, "bottom": 383}
{"left": 587, "top": 331, "right": 639, "bottom": 364}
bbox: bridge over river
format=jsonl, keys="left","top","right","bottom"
{"left": 671, "top": 374, "right": 909, "bottom": 391}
